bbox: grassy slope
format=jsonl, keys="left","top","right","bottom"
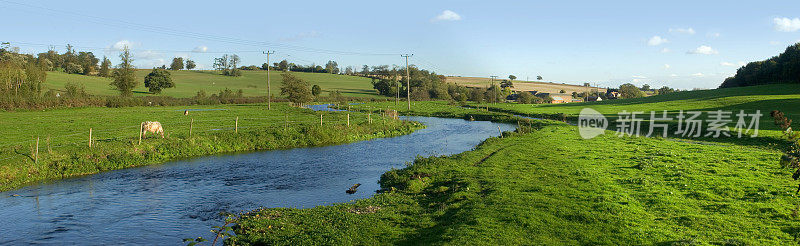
{"left": 480, "top": 83, "right": 800, "bottom": 132}
{"left": 45, "top": 70, "right": 381, "bottom": 98}
{"left": 0, "top": 103, "right": 419, "bottom": 191}
{"left": 231, "top": 123, "right": 794, "bottom": 245}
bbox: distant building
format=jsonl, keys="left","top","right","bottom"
{"left": 536, "top": 92, "right": 573, "bottom": 104}
{"left": 587, "top": 96, "right": 603, "bottom": 102}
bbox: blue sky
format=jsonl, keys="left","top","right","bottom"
{"left": 3, "top": 0, "right": 800, "bottom": 89}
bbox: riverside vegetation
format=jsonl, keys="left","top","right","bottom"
{"left": 0, "top": 103, "right": 421, "bottom": 192}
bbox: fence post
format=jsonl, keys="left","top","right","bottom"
{"left": 368, "top": 113, "right": 372, "bottom": 124}
{"left": 235, "top": 117, "right": 239, "bottom": 133}
{"left": 320, "top": 114, "right": 323, "bottom": 126}
{"left": 35, "top": 136, "right": 39, "bottom": 164}
{"left": 89, "top": 128, "right": 93, "bottom": 148}
{"left": 498, "top": 126, "right": 503, "bottom": 138}
{"left": 138, "top": 122, "right": 143, "bottom": 145}
{"left": 190, "top": 118, "right": 194, "bottom": 138}
{"left": 347, "top": 114, "right": 350, "bottom": 127}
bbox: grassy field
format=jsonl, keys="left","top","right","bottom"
{"left": 229, "top": 87, "right": 800, "bottom": 244}
{"left": 230, "top": 114, "right": 795, "bottom": 245}
{"left": 0, "top": 103, "right": 419, "bottom": 191}
{"left": 446, "top": 76, "right": 606, "bottom": 94}
{"left": 45, "top": 70, "right": 381, "bottom": 98}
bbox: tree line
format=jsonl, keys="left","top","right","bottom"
{"left": 720, "top": 43, "right": 800, "bottom": 88}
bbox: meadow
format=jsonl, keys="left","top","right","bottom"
{"left": 228, "top": 86, "right": 800, "bottom": 245}
{"left": 45, "top": 70, "right": 381, "bottom": 98}
{"left": 0, "top": 103, "right": 419, "bottom": 192}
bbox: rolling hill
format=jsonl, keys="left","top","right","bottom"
{"left": 45, "top": 70, "right": 382, "bottom": 98}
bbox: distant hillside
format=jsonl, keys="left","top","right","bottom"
{"left": 446, "top": 76, "right": 607, "bottom": 94}
{"left": 45, "top": 70, "right": 381, "bottom": 98}
{"left": 720, "top": 43, "right": 800, "bottom": 88}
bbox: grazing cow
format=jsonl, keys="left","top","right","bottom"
{"left": 184, "top": 110, "right": 189, "bottom": 116}
{"left": 141, "top": 121, "right": 165, "bottom": 138}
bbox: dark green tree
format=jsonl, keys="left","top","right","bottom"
{"left": 98, "top": 56, "right": 112, "bottom": 77}
{"left": 185, "top": 59, "right": 196, "bottom": 70}
{"left": 280, "top": 72, "right": 313, "bottom": 104}
{"left": 110, "top": 46, "right": 137, "bottom": 96}
{"left": 619, "top": 83, "right": 646, "bottom": 98}
{"left": 311, "top": 84, "right": 322, "bottom": 97}
{"left": 144, "top": 68, "right": 174, "bottom": 94}
{"left": 170, "top": 57, "right": 184, "bottom": 70}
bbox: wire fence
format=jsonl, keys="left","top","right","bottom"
{"left": 0, "top": 110, "right": 397, "bottom": 165}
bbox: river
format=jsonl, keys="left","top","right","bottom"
{"left": 0, "top": 107, "right": 515, "bottom": 245}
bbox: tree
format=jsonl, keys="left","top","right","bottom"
{"left": 516, "top": 91, "right": 534, "bottom": 104}
{"left": 64, "top": 62, "right": 83, "bottom": 74}
{"left": 536, "top": 75, "right": 543, "bottom": 81}
{"left": 500, "top": 79, "right": 513, "bottom": 88}
{"left": 559, "top": 89, "right": 566, "bottom": 93}
{"left": 640, "top": 84, "right": 651, "bottom": 91}
{"left": 311, "top": 84, "right": 322, "bottom": 97}
{"left": 185, "top": 59, "right": 196, "bottom": 70}
{"left": 361, "top": 65, "right": 370, "bottom": 75}
{"left": 657, "top": 86, "right": 675, "bottom": 95}
{"left": 508, "top": 75, "right": 517, "bottom": 81}
{"left": 325, "top": 60, "right": 339, "bottom": 74}
{"left": 344, "top": 66, "right": 354, "bottom": 75}
{"left": 618, "top": 83, "right": 646, "bottom": 99}
{"left": 280, "top": 72, "right": 313, "bottom": 104}
{"left": 170, "top": 57, "right": 184, "bottom": 70}
{"left": 76, "top": 51, "right": 98, "bottom": 75}
{"left": 144, "top": 68, "right": 174, "bottom": 94}
{"left": 110, "top": 46, "right": 137, "bottom": 96}
{"left": 99, "top": 56, "right": 112, "bottom": 77}
{"left": 278, "top": 60, "right": 289, "bottom": 71}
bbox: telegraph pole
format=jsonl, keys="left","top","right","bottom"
{"left": 263, "top": 51, "right": 275, "bottom": 110}
{"left": 490, "top": 75, "right": 498, "bottom": 104}
{"left": 402, "top": 54, "right": 413, "bottom": 111}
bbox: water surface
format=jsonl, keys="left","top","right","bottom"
{"left": 0, "top": 112, "right": 514, "bottom": 245}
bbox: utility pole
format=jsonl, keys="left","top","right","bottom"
{"left": 263, "top": 51, "right": 275, "bottom": 110}
{"left": 402, "top": 54, "right": 413, "bottom": 111}
{"left": 490, "top": 75, "right": 498, "bottom": 104}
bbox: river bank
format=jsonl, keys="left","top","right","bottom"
{"left": 0, "top": 103, "right": 420, "bottom": 192}
{"left": 230, "top": 102, "right": 794, "bottom": 245}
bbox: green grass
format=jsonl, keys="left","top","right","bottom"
{"left": 230, "top": 89, "right": 800, "bottom": 245}
{"left": 45, "top": 70, "right": 382, "bottom": 98}
{"left": 231, "top": 123, "right": 796, "bottom": 245}
{"left": 479, "top": 83, "right": 800, "bottom": 132}
{"left": 0, "top": 103, "right": 420, "bottom": 191}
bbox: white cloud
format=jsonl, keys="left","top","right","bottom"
{"left": 137, "top": 50, "right": 161, "bottom": 59}
{"left": 691, "top": 72, "right": 704, "bottom": 77}
{"left": 632, "top": 75, "right": 647, "bottom": 79}
{"left": 433, "top": 10, "right": 462, "bottom": 22}
{"left": 192, "top": 46, "right": 208, "bottom": 53}
{"left": 110, "top": 40, "right": 135, "bottom": 51}
{"left": 661, "top": 47, "right": 671, "bottom": 53}
{"left": 669, "top": 27, "right": 696, "bottom": 34}
{"left": 663, "top": 64, "right": 671, "bottom": 69}
{"left": 774, "top": 17, "right": 800, "bottom": 32}
{"left": 687, "top": 45, "right": 718, "bottom": 55}
{"left": 647, "top": 36, "right": 668, "bottom": 46}
{"left": 770, "top": 41, "right": 782, "bottom": 45}
{"left": 141, "top": 58, "right": 166, "bottom": 68}
{"left": 707, "top": 32, "right": 721, "bottom": 38}
{"left": 720, "top": 61, "right": 745, "bottom": 67}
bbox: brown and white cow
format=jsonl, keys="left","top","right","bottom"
{"left": 141, "top": 121, "right": 165, "bottom": 138}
